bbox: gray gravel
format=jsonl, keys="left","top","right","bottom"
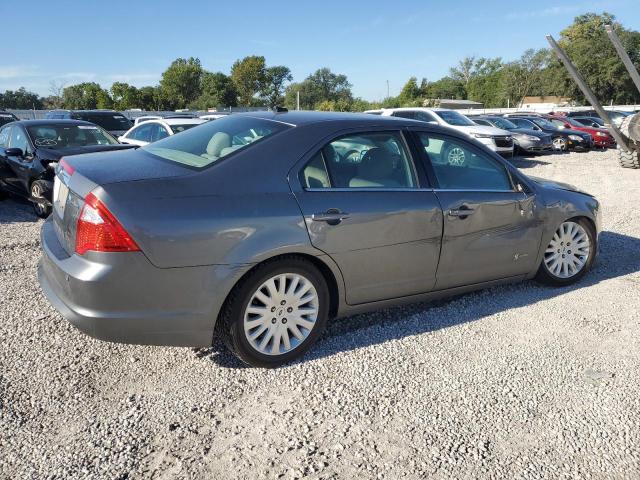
{"left": 1, "top": 148, "right": 640, "bottom": 479}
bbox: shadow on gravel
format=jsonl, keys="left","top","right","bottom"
{"left": 205, "top": 230, "right": 640, "bottom": 368}
{"left": 510, "top": 156, "right": 552, "bottom": 168}
{"left": 0, "top": 197, "right": 38, "bottom": 224}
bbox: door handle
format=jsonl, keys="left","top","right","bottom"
{"left": 448, "top": 207, "right": 475, "bottom": 218}
{"left": 311, "top": 209, "right": 350, "bottom": 225}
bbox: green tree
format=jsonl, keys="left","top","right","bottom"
{"left": 398, "top": 77, "right": 421, "bottom": 105}
{"left": 262, "top": 66, "right": 292, "bottom": 107}
{"left": 501, "top": 49, "right": 550, "bottom": 107}
{"left": 137, "top": 86, "right": 158, "bottom": 110}
{"left": 550, "top": 12, "right": 640, "bottom": 104}
{"left": 193, "top": 72, "right": 237, "bottom": 109}
{"left": 110, "top": 82, "right": 140, "bottom": 110}
{"left": 61, "top": 82, "right": 112, "bottom": 109}
{"left": 160, "top": 57, "right": 204, "bottom": 109}
{"left": 284, "top": 68, "right": 352, "bottom": 110}
{"left": 231, "top": 55, "right": 267, "bottom": 106}
{"left": 0, "top": 87, "right": 43, "bottom": 109}
{"left": 423, "top": 77, "right": 466, "bottom": 100}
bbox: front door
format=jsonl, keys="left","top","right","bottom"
{"left": 412, "top": 130, "right": 543, "bottom": 290}
{"left": 291, "top": 130, "right": 443, "bottom": 305}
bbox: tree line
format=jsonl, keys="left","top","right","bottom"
{"left": 1, "top": 12, "right": 638, "bottom": 113}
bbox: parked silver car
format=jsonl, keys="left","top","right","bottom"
{"left": 38, "top": 111, "right": 601, "bottom": 367}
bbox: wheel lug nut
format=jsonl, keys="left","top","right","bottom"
{"left": 271, "top": 318, "right": 277, "bottom": 324}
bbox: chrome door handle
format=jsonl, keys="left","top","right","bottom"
{"left": 448, "top": 207, "right": 475, "bottom": 218}
{"left": 311, "top": 209, "right": 350, "bottom": 224}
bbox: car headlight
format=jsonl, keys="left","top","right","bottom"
{"left": 471, "top": 133, "right": 493, "bottom": 138}
{"left": 569, "top": 134, "right": 582, "bottom": 141}
{"left": 595, "top": 131, "right": 607, "bottom": 137}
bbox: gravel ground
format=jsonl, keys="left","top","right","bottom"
{"left": 1, "top": 148, "right": 640, "bottom": 479}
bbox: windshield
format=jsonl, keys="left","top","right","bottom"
{"left": 143, "top": 115, "right": 290, "bottom": 168}
{"left": 531, "top": 118, "right": 557, "bottom": 130}
{"left": 72, "top": 113, "right": 132, "bottom": 131}
{"left": 489, "top": 117, "right": 517, "bottom": 130}
{"left": 27, "top": 124, "right": 118, "bottom": 148}
{"left": 434, "top": 110, "right": 475, "bottom": 126}
{"left": 169, "top": 123, "right": 201, "bottom": 134}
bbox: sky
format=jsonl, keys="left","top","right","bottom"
{"left": 1, "top": 0, "right": 639, "bottom": 101}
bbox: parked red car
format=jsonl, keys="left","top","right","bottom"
{"left": 547, "top": 115, "right": 616, "bottom": 148}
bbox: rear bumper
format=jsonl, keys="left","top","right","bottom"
{"left": 38, "top": 218, "right": 248, "bottom": 347}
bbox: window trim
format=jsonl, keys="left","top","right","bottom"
{"left": 297, "top": 129, "right": 425, "bottom": 191}
{"left": 408, "top": 129, "right": 518, "bottom": 192}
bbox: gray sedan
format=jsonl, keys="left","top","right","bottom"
{"left": 38, "top": 111, "right": 601, "bottom": 367}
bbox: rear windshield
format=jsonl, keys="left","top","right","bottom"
{"left": 27, "top": 124, "right": 118, "bottom": 148}
{"left": 169, "top": 123, "right": 200, "bottom": 134}
{"left": 143, "top": 116, "right": 290, "bottom": 168}
{"left": 71, "top": 113, "right": 132, "bottom": 131}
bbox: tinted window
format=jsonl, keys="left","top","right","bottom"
{"left": 549, "top": 119, "right": 566, "bottom": 128}
{"left": 129, "top": 123, "right": 154, "bottom": 141}
{"left": 27, "top": 124, "right": 117, "bottom": 148}
{"left": 391, "top": 111, "right": 415, "bottom": 119}
{"left": 303, "top": 132, "right": 417, "bottom": 189}
{"left": 489, "top": 117, "right": 517, "bottom": 130}
{"left": 417, "top": 132, "right": 512, "bottom": 190}
{"left": 301, "top": 151, "right": 331, "bottom": 188}
{"left": 156, "top": 125, "right": 170, "bottom": 141}
{"left": 433, "top": 110, "right": 475, "bottom": 126}
{"left": 511, "top": 118, "right": 536, "bottom": 129}
{"left": 473, "top": 119, "right": 491, "bottom": 126}
{"left": 415, "top": 111, "right": 437, "bottom": 122}
{"left": 73, "top": 113, "right": 132, "bottom": 131}
{"left": 0, "top": 126, "right": 11, "bottom": 148}
{"left": 143, "top": 116, "right": 289, "bottom": 168}
{"left": 9, "top": 126, "right": 30, "bottom": 154}
{"left": 531, "top": 118, "right": 557, "bottom": 130}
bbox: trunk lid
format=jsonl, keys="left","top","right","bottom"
{"left": 52, "top": 148, "right": 195, "bottom": 255}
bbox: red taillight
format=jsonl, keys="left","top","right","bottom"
{"left": 75, "top": 193, "right": 140, "bottom": 255}
{"left": 59, "top": 158, "right": 75, "bottom": 175}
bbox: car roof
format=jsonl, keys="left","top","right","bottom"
{"left": 236, "top": 110, "right": 417, "bottom": 127}
{"left": 7, "top": 119, "right": 102, "bottom": 127}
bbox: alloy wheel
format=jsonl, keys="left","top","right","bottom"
{"left": 447, "top": 147, "right": 466, "bottom": 166}
{"left": 543, "top": 221, "right": 591, "bottom": 279}
{"left": 31, "top": 183, "right": 46, "bottom": 216}
{"left": 552, "top": 137, "right": 567, "bottom": 151}
{"left": 243, "top": 273, "right": 319, "bottom": 356}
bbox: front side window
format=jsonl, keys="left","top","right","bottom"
{"left": 549, "top": 119, "right": 567, "bottom": 128}
{"left": 416, "top": 132, "right": 512, "bottom": 191}
{"left": 129, "top": 123, "right": 154, "bottom": 141}
{"left": 27, "top": 124, "right": 118, "bottom": 148}
{"left": 300, "top": 131, "right": 417, "bottom": 189}
{"left": 143, "top": 115, "right": 289, "bottom": 168}
{"left": 0, "top": 126, "right": 11, "bottom": 148}
{"left": 9, "top": 126, "right": 30, "bottom": 155}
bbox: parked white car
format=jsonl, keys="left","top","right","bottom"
{"left": 118, "top": 118, "right": 205, "bottom": 146}
{"left": 365, "top": 107, "right": 515, "bottom": 158}
{"left": 199, "top": 113, "right": 231, "bottom": 121}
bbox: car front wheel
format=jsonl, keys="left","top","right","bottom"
{"left": 552, "top": 136, "right": 568, "bottom": 151}
{"left": 536, "top": 219, "right": 595, "bottom": 286}
{"left": 31, "top": 181, "right": 51, "bottom": 218}
{"left": 220, "top": 257, "right": 329, "bottom": 368}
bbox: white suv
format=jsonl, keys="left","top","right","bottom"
{"left": 366, "top": 108, "right": 515, "bottom": 158}
{"left": 119, "top": 118, "right": 205, "bottom": 146}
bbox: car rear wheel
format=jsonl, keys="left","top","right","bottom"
{"left": 536, "top": 219, "right": 595, "bottom": 286}
{"left": 219, "top": 257, "right": 329, "bottom": 368}
{"left": 552, "top": 136, "right": 568, "bottom": 151}
{"left": 30, "top": 181, "right": 51, "bottom": 218}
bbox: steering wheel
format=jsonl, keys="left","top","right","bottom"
{"left": 343, "top": 149, "right": 361, "bottom": 163}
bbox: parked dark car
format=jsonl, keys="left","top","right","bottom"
{"left": 572, "top": 116, "right": 605, "bottom": 128}
{"left": 37, "top": 111, "right": 601, "bottom": 367}
{"left": 507, "top": 116, "right": 593, "bottom": 151}
{"left": 45, "top": 110, "right": 133, "bottom": 137}
{"left": 547, "top": 115, "right": 615, "bottom": 148}
{"left": 0, "top": 120, "right": 135, "bottom": 217}
{"left": 0, "top": 110, "right": 19, "bottom": 127}
{"left": 471, "top": 116, "right": 553, "bottom": 154}
{"left": 565, "top": 109, "right": 631, "bottom": 127}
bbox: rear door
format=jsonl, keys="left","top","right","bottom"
{"left": 410, "top": 129, "right": 543, "bottom": 290}
{"left": 290, "top": 128, "right": 444, "bottom": 305}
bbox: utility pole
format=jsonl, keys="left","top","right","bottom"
{"left": 386, "top": 80, "right": 390, "bottom": 99}
{"left": 296, "top": 91, "right": 300, "bottom": 111}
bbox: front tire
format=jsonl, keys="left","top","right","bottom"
{"left": 219, "top": 257, "right": 329, "bottom": 368}
{"left": 552, "top": 136, "right": 568, "bottom": 152}
{"left": 536, "top": 219, "right": 595, "bottom": 286}
{"left": 30, "top": 181, "right": 51, "bottom": 218}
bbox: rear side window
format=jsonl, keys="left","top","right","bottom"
{"left": 300, "top": 131, "right": 417, "bottom": 189}
{"left": 416, "top": 132, "right": 512, "bottom": 191}
{"left": 143, "top": 116, "right": 290, "bottom": 168}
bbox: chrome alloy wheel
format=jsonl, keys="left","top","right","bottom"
{"left": 447, "top": 147, "right": 466, "bottom": 166}
{"left": 243, "top": 273, "right": 319, "bottom": 356}
{"left": 552, "top": 137, "right": 567, "bottom": 151}
{"left": 544, "top": 221, "right": 591, "bottom": 279}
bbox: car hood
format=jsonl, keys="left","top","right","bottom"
{"left": 62, "top": 146, "right": 195, "bottom": 185}
{"left": 36, "top": 144, "right": 136, "bottom": 162}
{"left": 528, "top": 175, "right": 593, "bottom": 196}
{"left": 560, "top": 128, "right": 590, "bottom": 138}
{"left": 456, "top": 124, "right": 512, "bottom": 136}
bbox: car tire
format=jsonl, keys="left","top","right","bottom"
{"left": 30, "top": 181, "right": 51, "bottom": 218}
{"left": 552, "top": 136, "right": 567, "bottom": 152}
{"left": 219, "top": 256, "right": 330, "bottom": 368}
{"left": 617, "top": 146, "right": 640, "bottom": 169}
{"left": 535, "top": 218, "right": 596, "bottom": 287}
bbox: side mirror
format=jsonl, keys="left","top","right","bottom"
{"left": 3, "top": 147, "right": 24, "bottom": 157}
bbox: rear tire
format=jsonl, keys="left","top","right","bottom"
{"left": 535, "top": 218, "right": 596, "bottom": 287}
{"left": 617, "top": 146, "right": 640, "bottom": 169}
{"left": 219, "top": 257, "right": 329, "bottom": 368}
